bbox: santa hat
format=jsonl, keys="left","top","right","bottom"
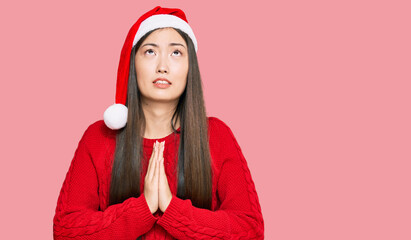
{"left": 103, "top": 6, "right": 198, "bottom": 130}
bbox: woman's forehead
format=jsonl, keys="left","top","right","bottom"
{"left": 142, "top": 28, "right": 186, "bottom": 45}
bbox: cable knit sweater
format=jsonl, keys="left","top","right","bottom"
{"left": 53, "top": 116, "right": 264, "bottom": 239}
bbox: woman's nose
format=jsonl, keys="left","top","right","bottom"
{"left": 157, "top": 67, "right": 168, "bottom": 73}
{"left": 157, "top": 56, "right": 169, "bottom": 73}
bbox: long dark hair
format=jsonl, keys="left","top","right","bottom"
{"left": 109, "top": 28, "right": 212, "bottom": 214}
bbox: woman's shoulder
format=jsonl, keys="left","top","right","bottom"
{"left": 85, "top": 119, "right": 116, "bottom": 135}
{"left": 207, "top": 116, "right": 241, "bottom": 151}
{"left": 79, "top": 119, "right": 117, "bottom": 146}
{"left": 207, "top": 116, "right": 232, "bottom": 133}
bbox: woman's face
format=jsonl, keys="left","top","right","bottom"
{"left": 135, "top": 27, "right": 189, "bottom": 104}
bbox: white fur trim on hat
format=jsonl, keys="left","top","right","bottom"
{"left": 132, "top": 14, "right": 198, "bottom": 52}
{"left": 103, "top": 103, "right": 128, "bottom": 130}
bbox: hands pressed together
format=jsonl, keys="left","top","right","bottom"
{"left": 144, "top": 140, "right": 173, "bottom": 214}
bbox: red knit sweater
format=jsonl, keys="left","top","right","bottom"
{"left": 53, "top": 116, "right": 264, "bottom": 239}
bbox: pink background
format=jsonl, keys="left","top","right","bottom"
{"left": 1, "top": 0, "right": 410, "bottom": 239}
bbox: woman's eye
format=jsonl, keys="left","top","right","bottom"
{"left": 172, "top": 50, "right": 181, "bottom": 56}
{"left": 145, "top": 49, "right": 155, "bottom": 55}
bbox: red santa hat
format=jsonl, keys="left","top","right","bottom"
{"left": 103, "top": 6, "right": 198, "bottom": 130}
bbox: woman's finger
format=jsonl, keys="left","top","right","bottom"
{"left": 154, "top": 146, "right": 160, "bottom": 182}
{"left": 159, "top": 143, "right": 165, "bottom": 176}
{"left": 158, "top": 142, "right": 165, "bottom": 176}
{"left": 147, "top": 141, "right": 158, "bottom": 180}
{"left": 146, "top": 142, "right": 155, "bottom": 174}
{"left": 152, "top": 150, "right": 159, "bottom": 182}
{"left": 159, "top": 155, "right": 165, "bottom": 176}
{"left": 154, "top": 140, "right": 161, "bottom": 164}
{"left": 159, "top": 141, "right": 165, "bottom": 162}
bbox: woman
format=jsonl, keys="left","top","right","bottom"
{"left": 53, "top": 6, "right": 264, "bottom": 239}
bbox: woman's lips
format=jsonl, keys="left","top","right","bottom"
{"left": 153, "top": 78, "right": 171, "bottom": 84}
{"left": 153, "top": 82, "right": 171, "bottom": 89}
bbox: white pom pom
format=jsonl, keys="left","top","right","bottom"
{"left": 103, "top": 103, "right": 128, "bottom": 130}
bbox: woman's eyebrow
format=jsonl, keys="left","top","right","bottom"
{"left": 142, "top": 43, "right": 186, "bottom": 49}
{"left": 169, "top": 43, "right": 186, "bottom": 49}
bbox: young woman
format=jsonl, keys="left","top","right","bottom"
{"left": 53, "top": 6, "right": 264, "bottom": 240}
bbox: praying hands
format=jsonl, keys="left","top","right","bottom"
{"left": 144, "top": 140, "right": 173, "bottom": 214}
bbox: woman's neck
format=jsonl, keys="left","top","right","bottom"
{"left": 141, "top": 100, "right": 180, "bottom": 139}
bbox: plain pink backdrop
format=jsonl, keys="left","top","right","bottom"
{"left": 1, "top": 0, "right": 410, "bottom": 239}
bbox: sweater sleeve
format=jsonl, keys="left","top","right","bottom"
{"left": 156, "top": 121, "right": 264, "bottom": 239}
{"left": 53, "top": 126, "right": 158, "bottom": 239}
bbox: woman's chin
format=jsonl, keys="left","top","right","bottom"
{"left": 142, "top": 94, "right": 180, "bottom": 103}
